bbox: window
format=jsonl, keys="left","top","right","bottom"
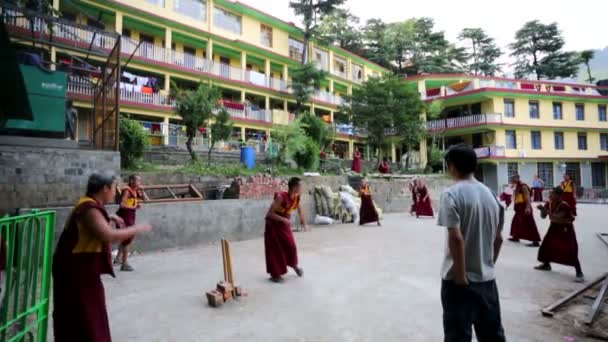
{"left": 529, "top": 101, "right": 539, "bottom": 119}
{"left": 577, "top": 132, "right": 587, "bottom": 150}
{"left": 61, "top": 12, "right": 76, "bottom": 22}
{"left": 592, "top": 162, "right": 606, "bottom": 188}
{"left": 214, "top": 7, "right": 241, "bottom": 34}
{"left": 575, "top": 103, "right": 585, "bottom": 121}
{"left": 505, "top": 130, "right": 517, "bottom": 149}
{"left": 259, "top": 24, "right": 273, "bottom": 48}
{"left": 565, "top": 163, "right": 581, "bottom": 186}
{"left": 333, "top": 56, "right": 347, "bottom": 77}
{"left": 313, "top": 48, "right": 329, "bottom": 71}
{"left": 599, "top": 105, "right": 607, "bottom": 122}
{"left": 537, "top": 162, "right": 554, "bottom": 188}
{"left": 352, "top": 64, "right": 363, "bottom": 82}
{"left": 554, "top": 132, "right": 564, "bottom": 150}
{"left": 531, "top": 131, "right": 542, "bottom": 150}
{"left": 288, "top": 38, "right": 304, "bottom": 62}
{"left": 122, "top": 28, "right": 132, "bottom": 38}
{"left": 174, "top": 0, "right": 206, "bottom": 20}
{"left": 601, "top": 133, "right": 608, "bottom": 151}
{"left": 507, "top": 162, "right": 519, "bottom": 181}
{"left": 504, "top": 99, "right": 515, "bottom": 117}
{"left": 553, "top": 102, "right": 563, "bottom": 120}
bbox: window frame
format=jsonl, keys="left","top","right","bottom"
{"left": 537, "top": 162, "right": 554, "bottom": 188}
{"left": 288, "top": 37, "right": 304, "bottom": 62}
{"left": 554, "top": 131, "right": 565, "bottom": 150}
{"left": 213, "top": 6, "right": 242, "bottom": 35}
{"left": 531, "top": 131, "right": 542, "bottom": 150}
{"left": 599, "top": 105, "right": 607, "bottom": 122}
{"left": 507, "top": 162, "right": 519, "bottom": 181}
{"left": 529, "top": 100, "right": 539, "bottom": 119}
{"left": 553, "top": 102, "right": 563, "bottom": 120}
{"left": 505, "top": 129, "right": 517, "bottom": 149}
{"left": 601, "top": 133, "right": 608, "bottom": 151}
{"left": 577, "top": 132, "right": 588, "bottom": 150}
{"left": 503, "top": 99, "right": 515, "bottom": 118}
{"left": 174, "top": 0, "right": 206, "bottom": 20}
{"left": 260, "top": 24, "right": 273, "bottom": 48}
{"left": 575, "top": 103, "right": 585, "bottom": 121}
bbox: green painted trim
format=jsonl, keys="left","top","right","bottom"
{"left": 440, "top": 90, "right": 608, "bottom": 106}
{"left": 173, "top": 31, "right": 207, "bottom": 49}
{"left": 123, "top": 16, "right": 164, "bottom": 37}
{"left": 430, "top": 123, "right": 608, "bottom": 137}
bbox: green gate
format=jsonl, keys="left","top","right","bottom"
{"left": 0, "top": 211, "right": 55, "bottom": 342}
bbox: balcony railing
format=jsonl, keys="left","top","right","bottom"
{"left": 314, "top": 90, "right": 344, "bottom": 106}
{"left": 474, "top": 146, "right": 505, "bottom": 159}
{"left": 426, "top": 114, "right": 503, "bottom": 132}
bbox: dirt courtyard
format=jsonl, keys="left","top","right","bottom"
{"left": 94, "top": 204, "right": 608, "bottom": 341}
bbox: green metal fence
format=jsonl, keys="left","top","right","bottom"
{"left": 0, "top": 211, "right": 55, "bottom": 342}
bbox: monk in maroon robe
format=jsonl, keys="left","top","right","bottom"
{"left": 264, "top": 177, "right": 305, "bottom": 283}
{"left": 508, "top": 175, "right": 541, "bottom": 246}
{"left": 560, "top": 173, "right": 577, "bottom": 216}
{"left": 378, "top": 157, "right": 390, "bottom": 174}
{"left": 53, "top": 172, "right": 151, "bottom": 342}
{"left": 351, "top": 149, "right": 362, "bottom": 173}
{"left": 115, "top": 175, "right": 144, "bottom": 271}
{"left": 415, "top": 178, "right": 434, "bottom": 218}
{"left": 359, "top": 179, "right": 381, "bottom": 226}
{"left": 535, "top": 187, "right": 584, "bottom": 283}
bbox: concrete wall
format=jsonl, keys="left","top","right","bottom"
{"left": 481, "top": 164, "right": 498, "bottom": 194}
{"left": 497, "top": 162, "right": 508, "bottom": 189}
{"left": 519, "top": 162, "right": 537, "bottom": 185}
{"left": 143, "top": 147, "right": 269, "bottom": 166}
{"left": 0, "top": 140, "right": 121, "bottom": 214}
{"left": 581, "top": 162, "right": 592, "bottom": 188}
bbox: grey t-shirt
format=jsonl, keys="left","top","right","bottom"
{"left": 438, "top": 178, "right": 504, "bottom": 282}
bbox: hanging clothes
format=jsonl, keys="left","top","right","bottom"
{"left": 122, "top": 71, "right": 136, "bottom": 82}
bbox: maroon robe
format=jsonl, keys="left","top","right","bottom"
{"left": 265, "top": 192, "right": 300, "bottom": 278}
{"left": 537, "top": 201, "right": 581, "bottom": 268}
{"left": 359, "top": 184, "right": 379, "bottom": 225}
{"left": 532, "top": 187, "right": 543, "bottom": 202}
{"left": 415, "top": 186, "right": 434, "bottom": 217}
{"left": 116, "top": 186, "right": 140, "bottom": 246}
{"left": 351, "top": 152, "right": 362, "bottom": 173}
{"left": 410, "top": 187, "right": 418, "bottom": 213}
{"left": 53, "top": 197, "right": 115, "bottom": 342}
{"left": 499, "top": 192, "right": 512, "bottom": 209}
{"left": 510, "top": 183, "right": 541, "bottom": 242}
{"left": 378, "top": 161, "right": 390, "bottom": 174}
{"left": 560, "top": 180, "right": 577, "bottom": 216}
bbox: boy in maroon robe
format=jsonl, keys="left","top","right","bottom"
{"left": 351, "top": 149, "right": 362, "bottom": 173}
{"left": 53, "top": 172, "right": 151, "bottom": 342}
{"left": 264, "top": 177, "right": 305, "bottom": 283}
{"left": 560, "top": 173, "right": 577, "bottom": 216}
{"left": 535, "top": 187, "right": 584, "bottom": 283}
{"left": 415, "top": 178, "right": 434, "bottom": 218}
{"left": 508, "top": 175, "right": 541, "bottom": 247}
{"left": 359, "top": 178, "right": 381, "bottom": 226}
{"left": 115, "top": 175, "right": 143, "bottom": 271}
{"left": 378, "top": 157, "right": 390, "bottom": 174}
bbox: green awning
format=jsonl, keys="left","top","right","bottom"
{"left": 123, "top": 16, "right": 164, "bottom": 37}
{"left": 172, "top": 31, "right": 207, "bottom": 49}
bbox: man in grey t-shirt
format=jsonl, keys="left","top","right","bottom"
{"left": 438, "top": 144, "right": 506, "bottom": 342}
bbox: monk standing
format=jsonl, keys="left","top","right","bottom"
{"left": 115, "top": 175, "right": 143, "bottom": 272}
{"left": 508, "top": 175, "right": 541, "bottom": 247}
{"left": 535, "top": 187, "right": 585, "bottom": 283}
{"left": 264, "top": 177, "right": 305, "bottom": 283}
{"left": 53, "top": 172, "right": 151, "bottom": 342}
{"left": 415, "top": 178, "right": 434, "bottom": 218}
{"left": 560, "top": 173, "right": 577, "bottom": 216}
{"left": 351, "top": 148, "right": 362, "bottom": 174}
{"left": 378, "top": 157, "right": 390, "bottom": 174}
{"left": 359, "top": 178, "right": 381, "bottom": 226}
{"left": 409, "top": 179, "right": 418, "bottom": 216}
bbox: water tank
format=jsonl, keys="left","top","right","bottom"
{"left": 240, "top": 146, "right": 256, "bottom": 169}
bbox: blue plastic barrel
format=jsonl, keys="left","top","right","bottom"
{"left": 240, "top": 146, "right": 256, "bottom": 169}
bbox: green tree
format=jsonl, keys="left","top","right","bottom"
{"left": 171, "top": 82, "right": 222, "bottom": 161}
{"left": 580, "top": 50, "right": 596, "bottom": 83}
{"left": 342, "top": 76, "right": 424, "bottom": 162}
{"left": 510, "top": 20, "right": 580, "bottom": 80}
{"left": 208, "top": 109, "right": 233, "bottom": 166}
{"left": 271, "top": 120, "right": 309, "bottom": 167}
{"left": 290, "top": 62, "right": 327, "bottom": 114}
{"left": 317, "top": 8, "right": 363, "bottom": 54}
{"left": 458, "top": 28, "right": 502, "bottom": 76}
{"left": 119, "top": 117, "right": 150, "bottom": 169}
{"left": 362, "top": 18, "right": 392, "bottom": 69}
{"left": 298, "top": 112, "right": 334, "bottom": 149}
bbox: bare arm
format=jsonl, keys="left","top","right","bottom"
{"left": 494, "top": 203, "right": 505, "bottom": 263}
{"left": 265, "top": 197, "right": 290, "bottom": 225}
{"left": 83, "top": 209, "right": 151, "bottom": 244}
{"left": 447, "top": 228, "right": 468, "bottom": 285}
{"left": 297, "top": 205, "right": 307, "bottom": 231}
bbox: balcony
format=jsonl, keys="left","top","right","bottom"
{"left": 475, "top": 146, "right": 505, "bottom": 159}
{"left": 426, "top": 114, "right": 503, "bottom": 132}
{"left": 314, "top": 90, "right": 344, "bottom": 106}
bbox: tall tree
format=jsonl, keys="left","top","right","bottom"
{"left": 208, "top": 109, "right": 233, "bottom": 166}
{"left": 362, "top": 18, "right": 391, "bottom": 69}
{"left": 580, "top": 50, "right": 596, "bottom": 83}
{"left": 290, "top": 63, "right": 327, "bottom": 114}
{"left": 458, "top": 28, "right": 502, "bottom": 76}
{"left": 342, "top": 76, "right": 424, "bottom": 161}
{"left": 510, "top": 20, "right": 580, "bottom": 80}
{"left": 317, "top": 8, "right": 363, "bottom": 54}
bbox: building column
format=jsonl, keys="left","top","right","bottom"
{"left": 329, "top": 79, "right": 334, "bottom": 93}
{"left": 265, "top": 96, "right": 270, "bottom": 111}
{"left": 52, "top": 0, "right": 59, "bottom": 11}
{"left": 328, "top": 50, "right": 334, "bottom": 75}
{"left": 240, "top": 126, "right": 246, "bottom": 141}
{"left": 282, "top": 65, "right": 289, "bottom": 82}
{"left": 206, "top": 38, "right": 213, "bottom": 61}
{"left": 265, "top": 59, "right": 271, "bottom": 86}
{"left": 330, "top": 111, "right": 334, "bottom": 123}
{"left": 115, "top": 12, "right": 123, "bottom": 34}
{"left": 283, "top": 100, "right": 288, "bottom": 112}
{"left": 162, "top": 117, "right": 170, "bottom": 146}
{"left": 207, "top": 0, "right": 214, "bottom": 31}
{"left": 419, "top": 138, "right": 428, "bottom": 169}
{"left": 347, "top": 85, "right": 353, "bottom": 96}
{"left": 348, "top": 140, "right": 354, "bottom": 160}
{"left": 165, "top": 0, "right": 173, "bottom": 10}
{"left": 49, "top": 47, "right": 57, "bottom": 71}
{"left": 164, "top": 74, "right": 171, "bottom": 92}
{"left": 240, "top": 91, "right": 246, "bottom": 103}
{"left": 241, "top": 51, "right": 247, "bottom": 81}
{"left": 418, "top": 79, "right": 426, "bottom": 98}
{"left": 164, "top": 28, "right": 172, "bottom": 62}
{"left": 391, "top": 143, "right": 396, "bottom": 163}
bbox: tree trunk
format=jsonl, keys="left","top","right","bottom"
{"left": 586, "top": 63, "right": 593, "bottom": 84}
{"left": 207, "top": 141, "right": 215, "bottom": 166}
{"left": 186, "top": 134, "right": 197, "bottom": 161}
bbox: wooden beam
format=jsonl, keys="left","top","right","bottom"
{"left": 586, "top": 277, "right": 608, "bottom": 325}
{"left": 541, "top": 273, "right": 608, "bottom": 317}
{"left": 166, "top": 186, "right": 177, "bottom": 199}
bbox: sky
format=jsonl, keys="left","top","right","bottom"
{"left": 239, "top": 0, "right": 608, "bottom": 63}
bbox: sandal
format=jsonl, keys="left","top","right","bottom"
{"left": 534, "top": 263, "right": 551, "bottom": 271}
{"left": 270, "top": 276, "right": 284, "bottom": 283}
{"left": 294, "top": 267, "right": 304, "bottom": 277}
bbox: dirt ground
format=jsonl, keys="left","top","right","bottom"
{"left": 59, "top": 204, "right": 608, "bottom": 341}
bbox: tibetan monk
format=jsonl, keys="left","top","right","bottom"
{"left": 351, "top": 148, "right": 362, "bottom": 173}
{"left": 415, "top": 178, "right": 435, "bottom": 218}
{"left": 359, "top": 178, "right": 381, "bottom": 226}
{"left": 409, "top": 179, "right": 418, "bottom": 215}
{"left": 378, "top": 157, "right": 390, "bottom": 174}
{"left": 535, "top": 187, "right": 585, "bottom": 283}
{"left": 264, "top": 177, "right": 305, "bottom": 283}
{"left": 508, "top": 175, "right": 541, "bottom": 247}
{"left": 115, "top": 175, "right": 143, "bottom": 272}
{"left": 53, "top": 172, "right": 151, "bottom": 342}
{"left": 560, "top": 173, "right": 577, "bottom": 216}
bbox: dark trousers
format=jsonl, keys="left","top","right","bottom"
{"left": 441, "top": 279, "right": 506, "bottom": 342}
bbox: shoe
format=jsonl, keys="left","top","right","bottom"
{"left": 508, "top": 237, "right": 520, "bottom": 242}
{"left": 527, "top": 242, "right": 540, "bottom": 247}
{"left": 534, "top": 264, "right": 552, "bottom": 271}
{"left": 270, "top": 276, "right": 284, "bottom": 283}
{"left": 294, "top": 266, "right": 304, "bottom": 277}
{"left": 113, "top": 258, "right": 121, "bottom": 265}
{"left": 574, "top": 274, "right": 585, "bottom": 283}
{"left": 120, "top": 264, "right": 134, "bottom": 272}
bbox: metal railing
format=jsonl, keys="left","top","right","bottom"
{"left": 0, "top": 211, "right": 55, "bottom": 342}
{"left": 426, "top": 113, "right": 503, "bottom": 132}
{"left": 314, "top": 90, "right": 343, "bottom": 106}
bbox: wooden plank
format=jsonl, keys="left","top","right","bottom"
{"left": 221, "top": 239, "right": 228, "bottom": 283}
{"left": 585, "top": 277, "right": 608, "bottom": 325}
{"left": 166, "top": 186, "right": 177, "bottom": 199}
{"left": 189, "top": 185, "right": 203, "bottom": 199}
{"left": 541, "top": 273, "right": 608, "bottom": 317}
{"left": 143, "top": 198, "right": 203, "bottom": 204}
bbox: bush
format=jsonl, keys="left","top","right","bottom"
{"left": 119, "top": 117, "right": 150, "bottom": 169}
{"left": 293, "top": 137, "right": 320, "bottom": 171}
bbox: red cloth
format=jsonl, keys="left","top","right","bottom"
{"left": 499, "top": 192, "right": 512, "bottom": 208}
{"left": 359, "top": 185, "right": 379, "bottom": 225}
{"left": 538, "top": 202, "right": 580, "bottom": 267}
{"left": 426, "top": 88, "right": 441, "bottom": 97}
{"left": 223, "top": 100, "right": 245, "bottom": 110}
{"left": 264, "top": 192, "right": 299, "bottom": 278}
{"left": 141, "top": 86, "right": 153, "bottom": 94}
{"left": 53, "top": 198, "right": 114, "bottom": 342}
{"left": 532, "top": 188, "right": 543, "bottom": 202}
{"left": 510, "top": 203, "right": 541, "bottom": 242}
{"left": 520, "top": 83, "right": 535, "bottom": 90}
{"left": 561, "top": 192, "right": 577, "bottom": 217}
{"left": 351, "top": 152, "right": 362, "bottom": 173}
{"left": 415, "top": 186, "right": 434, "bottom": 217}
{"left": 378, "top": 162, "right": 390, "bottom": 174}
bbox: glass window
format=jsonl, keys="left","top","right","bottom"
{"left": 537, "top": 162, "right": 554, "bottom": 188}
{"left": 145, "top": 0, "right": 165, "bottom": 7}
{"left": 214, "top": 6, "right": 241, "bottom": 34}
{"left": 505, "top": 130, "right": 517, "bottom": 149}
{"left": 352, "top": 63, "right": 363, "bottom": 82}
{"left": 529, "top": 101, "right": 539, "bottom": 119}
{"left": 565, "top": 162, "right": 581, "bottom": 186}
{"left": 575, "top": 103, "right": 585, "bottom": 121}
{"left": 288, "top": 38, "right": 304, "bottom": 62}
{"left": 601, "top": 133, "right": 608, "bottom": 151}
{"left": 504, "top": 99, "right": 515, "bottom": 117}
{"left": 592, "top": 162, "right": 606, "bottom": 188}
{"left": 554, "top": 132, "right": 564, "bottom": 150}
{"left": 531, "top": 131, "right": 542, "bottom": 150}
{"left": 313, "top": 48, "right": 329, "bottom": 71}
{"left": 174, "top": 0, "right": 206, "bottom": 20}
{"left": 599, "top": 105, "right": 607, "bottom": 122}
{"left": 507, "top": 162, "right": 519, "bottom": 181}
{"left": 577, "top": 132, "right": 587, "bottom": 150}
{"left": 553, "top": 102, "right": 563, "bottom": 120}
{"left": 260, "top": 24, "right": 273, "bottom": 48}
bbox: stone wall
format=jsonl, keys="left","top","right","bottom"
{"left": 0, "top": 142, "right": 120, "bottom": 214}
{"left": 143, "top": 147, "right": 269, "bottom": 166}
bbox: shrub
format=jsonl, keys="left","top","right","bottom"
{"left": 119, "top": 117, "right": 150, "bottom": 169}
{"left": 293, "top": 137, "right": 320, "bottom": 171}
